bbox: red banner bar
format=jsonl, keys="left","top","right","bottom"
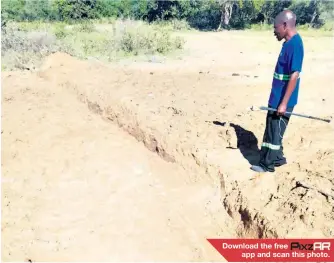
{"left": 207, "top": 238, "right": 334, "bottom": 262}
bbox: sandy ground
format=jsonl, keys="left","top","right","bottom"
{"left": 1, "top": 71, "right": 236, "bottom": 261}
{"left": 2, "top": 30, "right": 334, "bottom": 261}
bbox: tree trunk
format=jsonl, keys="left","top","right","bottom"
{"left": 218, "top": 2, "right": 233, "bottom": 31}
{"left": 309, "top": 10, "right": 317, "bottom": 28}
{"left": 309, "top": 0, "right": 318, "bottom": 28}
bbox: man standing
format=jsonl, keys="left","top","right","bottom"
{"left": 251, "top": 10, "right": 304, "bottom": 173}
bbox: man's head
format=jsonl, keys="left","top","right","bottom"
{"left": 273, "top": 10, "right": 297, "bottom": 41}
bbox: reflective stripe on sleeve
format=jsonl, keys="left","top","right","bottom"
{"left": 273, "top": 72, "right": 301, "bottom": 81}
{"left": 273, "top": 72, "right": 290, "bottom": 81}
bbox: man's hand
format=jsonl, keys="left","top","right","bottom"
{"left": 277, "top": 102, "right": 287, "bottom": 116}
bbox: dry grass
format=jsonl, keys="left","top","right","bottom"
{"left": 1, "top": 24, "right": 60, "bottom": 70}
{"left": 1, "top": 20, "right": 186, "bottom": 70}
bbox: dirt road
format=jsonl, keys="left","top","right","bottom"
{"left": 2, "top": 30, "right": 334, "bottom": 261}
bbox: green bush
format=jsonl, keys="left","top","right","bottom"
{"left": 119, "top": 22, "right": 185, "bottom": 55}
{"left": 2, "top": 20, "right": 186, "bottom": 70}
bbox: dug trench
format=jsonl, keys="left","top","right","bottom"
{"left": 3, "top": 69, "right": 239, "bottom": 261}
{"left": 36, "top": 52, "right": 334, "bottom": 240}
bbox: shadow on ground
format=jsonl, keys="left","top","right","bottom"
{"left": 213, "top": 121, "right": 261, "bottom": 165}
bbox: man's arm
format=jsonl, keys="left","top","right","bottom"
{"left": 277, "top": 40, "right": 303, "bottom": 115}
{"left": 277, "top": 71, "right": 299, "bottom": 114}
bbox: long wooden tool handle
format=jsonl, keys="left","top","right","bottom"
{"left": 259, "top": 106, "right": 331, "bottom": 123}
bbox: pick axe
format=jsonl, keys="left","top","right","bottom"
{"left": 249, "top": 106, "right": 332, "bottom": 123}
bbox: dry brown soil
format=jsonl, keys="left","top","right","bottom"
{"left": 2, "top": 30, "right": 334, "bottom": 261}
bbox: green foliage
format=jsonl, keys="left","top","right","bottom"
{"left": 2, "top": 20, "right": 186, "bottom": 70}
{"left": 230, "top": 0, "right": 257, "bottom": 29}
{"left": 187, "top": 0, "right": 221, "bottom": 30}
{"left": 52, "top": 0, "right": 98, "bottom": 21}
{"left": 1, "top": 0, "right": 333, "bottom": 30}
{"left": 117, "top": 21, "right": 185, "bottom": 55}
{"left": 252, "top": 0, "right": 266, "bottom": 12}
{"left": 289, "top": 0, "right": 318, "bottom": 25}
{"left": 1, "top": 0, "right": 25, "bottom": 21}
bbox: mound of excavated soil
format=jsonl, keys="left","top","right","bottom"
{"left": 2, "top": 31, "right": 334, "bottom": 261}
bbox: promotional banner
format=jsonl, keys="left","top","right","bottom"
{"left": 207, "top": 238, "right": 334, "bottom": 262}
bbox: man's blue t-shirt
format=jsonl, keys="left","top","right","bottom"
{"left": 268, "top": 33, "right": 304, "bottom": 108}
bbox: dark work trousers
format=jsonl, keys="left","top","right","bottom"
{"left": 259, "top": 105, "right": 294, "bottom": 172}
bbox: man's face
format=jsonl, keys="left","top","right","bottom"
{"left": 273, "top": 22, "right": 286, "bottom": 41}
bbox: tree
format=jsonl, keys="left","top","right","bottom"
{"left": 290, "top": 0, "right": 334, "bottom": 28}
{"left": 1, "top": 0, "right": 26, "bottom": 21}
{"left": 258, "top": 0, "right": 292, "bottom": 24}
{"left": 145, "top": 0, "right": 184, "bottom": 22}
{"left": 23, "top": 0, "right": 52, "bottom": 21}
{"left": 52, "top": 0, "right": 97, "bottom": 21}
{"left": 186, "top": 0, "right": 221, "bottom": 30}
